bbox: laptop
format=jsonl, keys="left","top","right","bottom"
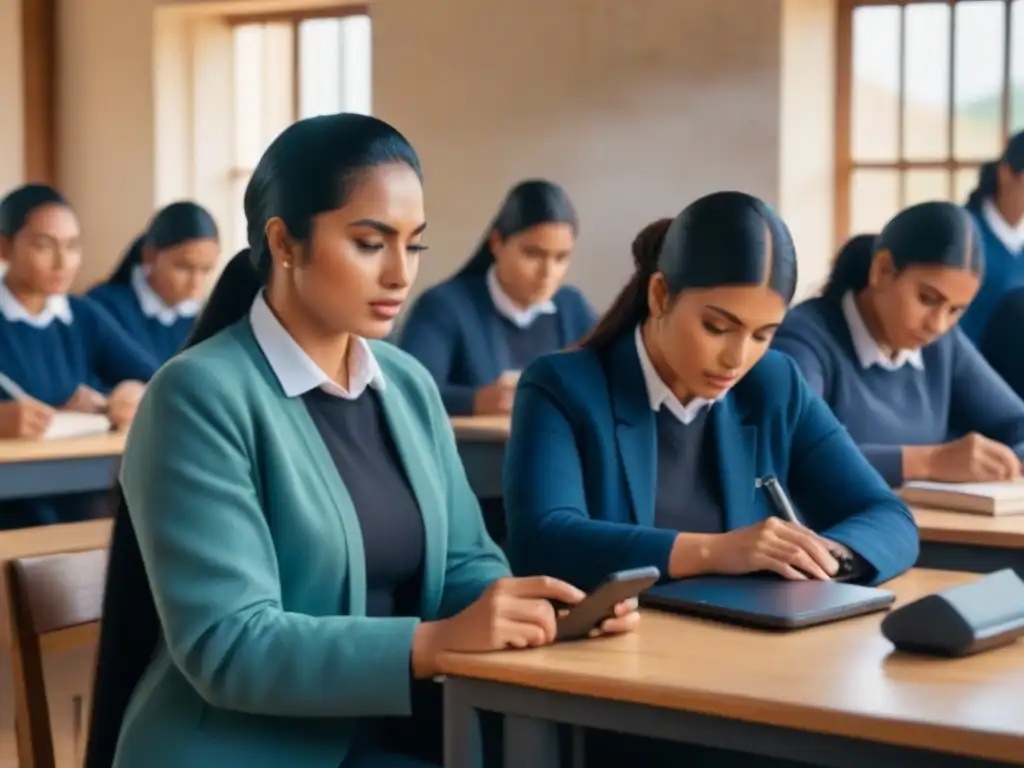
{"left": 640, "top": 576, "right": 896, "bottom": 630}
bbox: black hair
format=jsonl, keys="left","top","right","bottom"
{"left": 580, "top": 191, "right": 798, "bottom": 349}
{"left": 85, "top": 113, "right": 422, "bottom": 768}
{"left": 107, "top": 201, "right": 219, "bottom": 285}
{"left": 455, "top": 179, "right": 578, "bottom": 278}
{"left": 821, "top": 201, "right": 982, "bottom": 303}
{"left": 979, "top": 286, "right": 1024, "bottom": 395}
{"left": 965, "top": 131, "right": 1024, "bottom": 212}
{"left": 0, "top": 183, "right": 69, "bottom": 239}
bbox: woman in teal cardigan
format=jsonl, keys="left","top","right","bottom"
{"left": 85, "top": 114, "right": 637, "bottom": 768}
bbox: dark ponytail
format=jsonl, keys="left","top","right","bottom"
{"left": 456, "top": 179, "right": 578, "bottom": 278}
{"left": 822, "top": 233, "right": 878, "bottom": 302}
{"left": 578, "top": 219, "right": 671, "bottom": 349}
{"left": 107, "top": 201, "right": 219, "bottom": 286}
{"left": 966, "top": 131, "right": 1024, "bottom": 213}
{"left": 86, "top": 112, "right": 422, "bottom": 768}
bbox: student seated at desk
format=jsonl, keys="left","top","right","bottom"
{"left": 0, "top": 184, "right": 158, "bottom": 527}
{"left": 399, "top": 179, "right": 596, "bottom": 416}
{"left": 980, "top": 286, "right": 1024, "bottom": 400}
{"left": 89, "top": 201, "right": 219, "bottom": 364}
{"left": 85, "top": 114, "right": 637, "bottom": 768}
{"left": 772, "top": 202, "right": 1024, "bottom": 487}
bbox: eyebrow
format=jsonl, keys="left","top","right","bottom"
{"left": 348, "top": 219, "right": 427, "bottom": 236}
{"left": 918, "top": 282, "right": 949, "bottom": 302}
{"left": 705, "top": 304, "right": 781, "bottom": 331}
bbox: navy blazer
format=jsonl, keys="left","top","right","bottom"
{"left": 399, "top": 273, "right": 597, "bottom": 415}
{"left": 503, "top": 332, "right": 920, "bottom": 591}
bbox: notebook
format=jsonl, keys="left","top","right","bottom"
{"left": 900, "top": 479, "right": 1024, "bottom": 516}
{"left": 43, "top": 412, "right": 112, "bottom": 440}
{"left": 639, "top": 576, "right": 895, "bottom": 630}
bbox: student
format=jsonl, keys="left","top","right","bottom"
{"left": 85, "top": 114, "right": 637, "bottom": 768}
{"left": 399, "top": 179, "right": 596, "bottom": 416}
{"left": 773, "top": 202, "right": 1024, "bottom": 488}
{"left": 89, "top": 201, "right": 219, "bottom": 364}
{"left": 980, "top": 285, "right": 1024, "bottom": 400}
{"left": 959, "top": 131, "right": 1024, "bottom": 341}
{"left": 0, "top": 184, "right": 158, "bottom": 527}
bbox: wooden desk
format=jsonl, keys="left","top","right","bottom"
{"left": 440, "top": 570, "right": 1024, "bottom": 767}
{"left": 914, "top": 507, "right": 1024, "bottom": 577}
{"left": 0, "top": 433, "right": 125, "bottom": 502}
{"left": 450, "top": 417, "right": 510, "bottom": 498}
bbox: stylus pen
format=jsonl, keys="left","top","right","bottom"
{"left": 756, "top": 475, "right": 801, "bottom": 525}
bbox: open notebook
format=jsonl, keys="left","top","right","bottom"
{"left": 43, "top": 412, "right": 112, "bottom": 441}
{"left": 900, "top": 479, "right": 1024, "bottom": 516}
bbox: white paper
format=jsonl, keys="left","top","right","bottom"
{"left": 43, "top": 412, "right": 112, "bottom": 440}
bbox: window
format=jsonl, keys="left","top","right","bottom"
{"left": 229, "top": 8, "right": 371, "bottom": 254}
{"left": 835, "top": 0, "right": 1024, "bottom": 245}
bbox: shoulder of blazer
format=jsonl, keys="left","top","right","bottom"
{"left": 519, "top": 346, "right": 610, "bottom": 415}
{"left": 412, "top": 274, "right": 480, "bottom": 314}
{"left": 732, "top": 349, "right": 808, "bottom": 425}
{"left": 553, "top": 284, "right": 588, "bottom": 311}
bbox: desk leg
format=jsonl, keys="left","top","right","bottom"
{"left": 504, "top": 714, "right": 560, "bottom": 768}
{"left": 444, "top": 679, "right": 481, "bottom": 768}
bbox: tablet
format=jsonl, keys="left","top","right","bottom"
{"left": 639, "top": 576, "right": 895, "bottom": 630}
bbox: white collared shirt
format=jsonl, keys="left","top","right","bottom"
{"left": 981, "top": 198, "right": 1024, "bottom": 254}
{"left": 634, "top": 326, "right": 715, "bottom": 425}
{"left": 486, "top": 265, "right": 557, "bottom": 329}
{"left": 249, "top": 292, "right": 385, "bottom": 400}
{"left": 131, "top": 266, "right": 201, "bottom": 326}
{"left": 841, "top": 291, "right": 924, "bottom": 372}
{"left": 0, "top": 279, "right": 72, "bottom": 328}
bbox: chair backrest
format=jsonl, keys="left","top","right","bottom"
{"left": 6, "top": 548, "right": 109, "bottom": 768}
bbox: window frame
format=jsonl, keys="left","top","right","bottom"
{"left": 834, "top": 0, "right": 1017, "bottom": 247}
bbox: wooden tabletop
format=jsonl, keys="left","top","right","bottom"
{"left": 438, "top": 569, "right": 1024, "bottom": 764}
{"left": 0, "top": 432, "right": 126, "bottom": 464}
{"left": 450, "top": 416, "right": 511, "bottom": 441}
{"left": 913, "top": 507, "right": 1024, "bottom": 549}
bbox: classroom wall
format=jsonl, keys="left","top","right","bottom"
{"left": 0, "top": 0, "right": 25, "bottom": 193}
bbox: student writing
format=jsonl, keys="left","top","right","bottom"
{"left": 772, "top": 202, "right": 1024, "bottom": 487}
{"left": 399, "top": 179, "right": 596, "bottom": 416}
{"left": 85, "top": 114, "right": 636, "bottom": 768}
{"left": 89, "top": 201, "right": 219, "bottom": 364}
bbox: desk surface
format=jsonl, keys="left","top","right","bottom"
{"left": 438, "top": 569, "right": 1024, "bottom": 764}
{"left": 450, "top": 416, "right": 511, "bottom": 441}
{"left": 913, "top": 506, "right": 1024, "bottom": 549}
{"left": 0, "top": 432, "right": 127, "bottom": 464}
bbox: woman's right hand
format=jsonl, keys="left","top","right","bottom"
{"left": 707, "top": 517, "right": 839, "bottom": 581}
{"left": 410, "top": 576, "right": 586, "bottom": 678}
{"left": 909, "top": 432, "right": 1021, "bottom": 483}
{"left": 0, "top": 398, "right": 55, "bottom": 439}
{"left": 473, "top": 377, "right": 517, "bottom": 415}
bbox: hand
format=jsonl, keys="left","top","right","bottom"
{"left": 707, "top": 517, "right": 840, "bottom": 581}
{"left": 63, "top": 385, "right": 108, "bottom": 414}
{"left": 107, "top": 381, "right": 146, "bottom": 430}
{"left": 473, "top": 377, "right": 517, "bottom": 415}
{"left": 412, "top": 576, "right": 602, "bottom": 678}
{"left": 910, "top": 432, "right": 1021, "bottom": 483}
{"left": 557, "top": 597, "right": 641, "bottom": 639}
{"left": 0, "top": 398, "right": 55, "bottom": 439}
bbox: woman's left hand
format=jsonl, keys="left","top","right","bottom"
{"left": 596, "top": 598, "right": 641, "bottom": 635}
{"left": 107, "top": 381, "right": 146, "bottom": 429}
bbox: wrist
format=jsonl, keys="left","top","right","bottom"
{"left": 902, "top": 445, "right": 936, "bottom": 481}
{"left": 669, "top": 533, "right": 717, "bottom": 578}
{"left": 411, "top": 619, "right": 446, "bottom": 679}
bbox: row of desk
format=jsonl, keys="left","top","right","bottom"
{"left": 1, "top": 420, "right": 1024, "bottom": 765}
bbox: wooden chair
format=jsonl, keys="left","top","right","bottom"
{"left": 5, "top": 548, "right": 108, "bottom": 768}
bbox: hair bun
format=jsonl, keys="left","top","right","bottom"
{"left": 631, "top": 218, "right": 672, "bottom": 274}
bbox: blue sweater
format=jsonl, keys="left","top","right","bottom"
{"left": 0, "top": 296, "right": 159, "bottom": 405}
{"left": 88, "top": 282, "right": 194, "bottom": 364}
{"left": 772, "top": 297, "right": 1024, "bottom": 486}
{"left": 980, "top": 285, "right": 1024, "bottom": 401}
{"left": 959, "top": 210, "right": 1024, "bottom": 342}
{"left": 503, "top": 332, "right": 919, "bottom": 591}
{"left": 399, "top": 273, "right": 597, "bottom": 415}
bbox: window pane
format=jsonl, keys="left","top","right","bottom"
{"left": 299, "top": 15, "right": 372, "bottom": 119}
{"left": 904, "top": 169, "right": 950, "bottom": 207}
{"left": 904, "top": 4, "right": 951, "bottom": 160}
{"left": 234, "top": 25, "right": 265, "bottom": 168}
{"left": 1011, "top": 0, "right": 1024, "bottom": 131}
{"left": 851, "top": 170, "right": 900, "bottom": 234}
{"left": 851, "top": 6, "right": 901, "bottom": 162}
{"left": 955, "top": 166, "right": 983, "bottom": 206}
{"left": 954, "top": 0, "right": 1006, "bottom": 160}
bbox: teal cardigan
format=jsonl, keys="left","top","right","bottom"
{"left": 113, "top": 319, "right": 510, "bottom": 768}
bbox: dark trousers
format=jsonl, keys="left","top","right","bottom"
{"left": 0, "top": 489, "right": 114, "bottom": 530}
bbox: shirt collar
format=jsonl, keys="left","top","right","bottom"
{"left": 634, "top": 325, "right": 715, "bottom": 425}
{"left": 486, "top": 265, "right": 557, "bottom": 329}
{"left": 981, "top": 198, "right": 1024, "bottom": 253}
{"left": 0, "top": 279, "right": 72, "bottom": 328}
{"left": 841, "top": 291, "right": 924, "bottom": 372}
{"left": 249, "top": 292, "right": 385, "bottom": 399}
{"left": 131, "top": 266, "right": 201, "bottom": 326}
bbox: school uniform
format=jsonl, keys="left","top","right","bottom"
{"left": 0, "top": 282, "right": 159, "bottom": 528}
{"left": 772, "top": 294, "right": 1024, "bottom": 487}
{"left": 979, "top": 285, "right": 1024, "bottom": 400}
{"left": 88, "top": 266, "right": 201, "bottom": 364}
{"left": 960, "top": 200, "right": 1024, "bottom": 342}
{"left": 399, "top": 267, "right": 597, "bottom": 416}
{"left": 110, "top": 293, "right": 509, "bottom": 768}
